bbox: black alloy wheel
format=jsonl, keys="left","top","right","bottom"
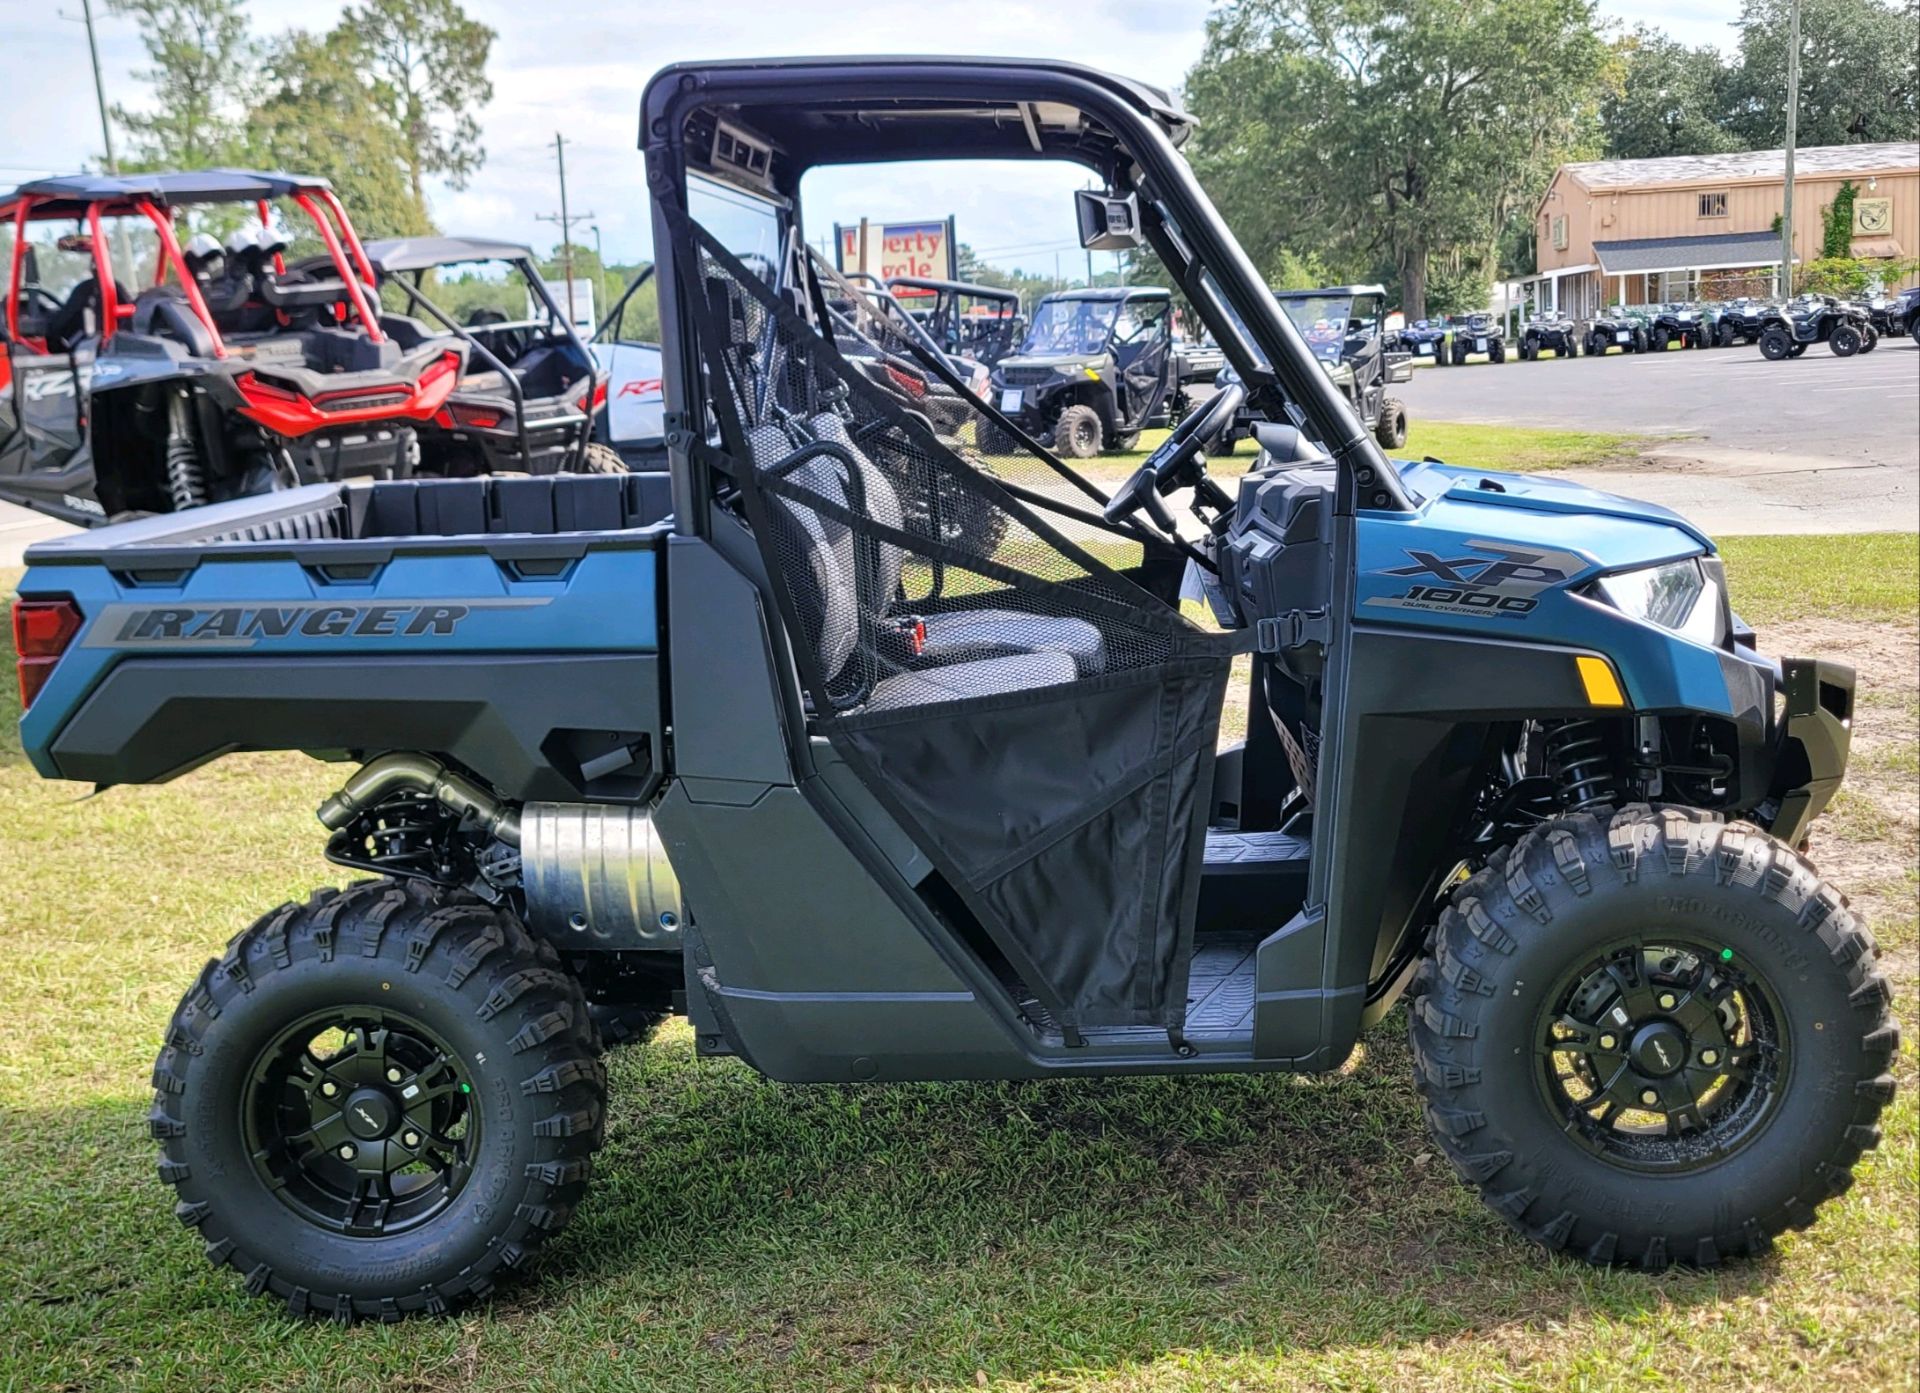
{"left": 1535, "top": 938, "right": 1785, "bottom": 1172}
{"left": 244, "top": 1011, "right": 480, "bottom": 1237}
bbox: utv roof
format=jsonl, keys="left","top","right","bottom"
{"left": 1275, "top": 284, "right": 1388, "bottom": 298}
{"left": 642, "top": 55, "right": 1195, "bottom": 167}
{"left": 2, "top": 169, "right": 334, "bottom": 218}
{"left": 1038, "top": 286, "right": 1170, "bottom": 302}
{"left": 886, "top": 275, "right": 1020, "bottom": 303}
{"left": 365, "top": 236, "right": 537, "bottom": 273}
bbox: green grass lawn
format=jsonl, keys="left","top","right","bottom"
{"left": 0, "top": 538, "right": 1915, "bottom": 1392}
{"left": 1078, "top": 420, "right": 1644, "bottom": 487}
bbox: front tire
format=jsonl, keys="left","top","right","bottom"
{"left": 1410, "top": 807, "right": 1895, "bottom": 1269}
{"left": 151, "top": 879, "right": 606, "bottom": 1320}
{"left": 1053, "top": 403, "right": 1104, "bottom": 459}
{"left": 1830, "top": 324, "right": 1862, "bottom": 357}
{"left": 1760, "top": 328, "right": 1793, "bottom": 361}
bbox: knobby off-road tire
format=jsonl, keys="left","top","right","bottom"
{"left": 578, "top": 442, "right": 632, "bottom": 474}
{"left": 151, "top": 879, "right": 607, "bottom": 1320}
{"left": 1410, "top": 805, "right": 1896, "bottom": 1269}
{"left": 1054, "top": 403, "right": 1104, "bottom": 459}
{"left": 1374, "top": 397, "right": 1409, "bottom": 450}
{"left": 1829, "top": 324, "right": 1863, "bottom": 357}
{"left": 1760, "top": 329, "right": 1793, "bottom": 361}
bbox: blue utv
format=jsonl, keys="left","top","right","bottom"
{"left": 10, "top": 55, "right": 1894, "bottom": 1322}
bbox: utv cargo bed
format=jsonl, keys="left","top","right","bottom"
{"left": 19, "top": 475, "right": 676, "bottom": 799}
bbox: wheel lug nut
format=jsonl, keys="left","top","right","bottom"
{"left": 1598, "top": 1033, "right": 1617, "bottom": 1050}
{"left": 1701, "top": 1049, "right": 1719, "bottom": 1066}
{"left": 1658, "top": 993, "right": 1677, "bottom": 1010}
{"left": 386, "top": 1067, "right": 404, "bottom": 1084}
{"left": 1640, "top": 1089, "right": 1660, "bottom": 1107}
{"left": 320, "top": 1081, "right": 339, "bottom": 1098}
{"left": 337, "top": 1144, "right": 356, "bottom": 1160}
{"left": 402, "top": 1131, "right": 421, "bottom": 1148}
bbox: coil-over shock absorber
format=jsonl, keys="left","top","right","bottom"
{"left": 1543, "top": 719, "right": 1619, "bottom": 813}
{"left": 163, "top": 389, "right": 207, "bottom": 512}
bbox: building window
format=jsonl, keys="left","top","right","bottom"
{"left": 1551, "top": 214, "right": 1568, "bottom": 250}
{"left": 1699, "top": 191, "right": 1728, "bottom": 218}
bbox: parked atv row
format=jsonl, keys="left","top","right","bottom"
{"left": 0, "top": 171, "right": 648, "bottom": 528}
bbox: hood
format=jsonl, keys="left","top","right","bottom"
{"left": 1397, "top": 459, "right": 1711, "bottom": 553}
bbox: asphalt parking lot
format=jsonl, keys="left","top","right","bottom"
{"left": 3, "top": 339, "right": 1915, "bottom": 563}
{"left": 1399, "top": 336, "right": 1919, "bottom": 533}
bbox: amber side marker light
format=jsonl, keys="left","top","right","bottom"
{"left": 11, "top": 598, "right": 83, "bottom": 709}
{"left": 1575, "top": 654, "right": 1627, "bottom": 708}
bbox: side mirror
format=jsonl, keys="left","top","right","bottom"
{"left": 1076, "top": 190, "right": 1144, "bottom": 251}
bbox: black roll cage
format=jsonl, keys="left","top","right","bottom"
{"left": 375, "top": 250, "right": 595, "bottom": 474}
{"left": 640, "top": 57, "right": 1411, "bottom": 531}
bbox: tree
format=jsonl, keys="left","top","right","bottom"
{"left": 1600, "top": 28, "right": 1738, "bottom": 158}
{"left": 1724, "top": 0, "right": 1920, "bottom": 147}
{"left": 1184, "top": 0, "right": 1612, "bottom": 320}
{"left": 343, "top": 0, "right": 497, "bottom": 210}
{"left": 108, "top": 0, "right": 254, "bottom": 169}
{"left": 248, "top": 29, "right": 429, "bottom": 239}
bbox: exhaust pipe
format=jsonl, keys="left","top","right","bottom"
{"left": 316, "top": 753, "right": 522, "bottom": 845}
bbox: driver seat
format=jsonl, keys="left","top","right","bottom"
{"left": 804, "top": 413, "right": 1108, "bottom": 677}
{"left": 744, "top": 415, "right": 1105, "bottom": 713}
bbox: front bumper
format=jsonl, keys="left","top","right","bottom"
{"left": 1766, "top": 656, "right": 1855, "bottom": 846}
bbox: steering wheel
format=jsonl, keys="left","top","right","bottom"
{"left": 1103, "top": 381, "right": 1244, "bottom": 530}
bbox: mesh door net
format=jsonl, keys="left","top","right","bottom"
{"left": 672, "top": 206, "right": 1238, "bottom": 1034}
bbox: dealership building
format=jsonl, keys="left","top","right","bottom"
{"left": 1521, "top": 141, "right": 1920, "bottom": 318}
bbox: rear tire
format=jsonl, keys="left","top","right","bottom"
{"left": 1410, "top": 807, "right": 1895, "bottom": 1270}
{"left": 1054, "top": 403, "right": 1104, "bottom": 459}
{"left": 1374, "top": 397, "right": 1409, "bottom": 450}
{"left": 1651, "top": 328, "right": 1670, "bottom": 352}
{"left": 1489, "top": 343, "right": 1506, "bottom": 364}
{"left": 151, "top": 879, "right": 605, "bottom": 1320}
{"left": 577, "top": 442, "right": 630, "bottom": 474}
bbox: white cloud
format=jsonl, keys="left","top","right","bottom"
{"left": 2, "top": 1, "right": 1750, "bottom": 266}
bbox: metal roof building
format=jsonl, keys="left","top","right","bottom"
{"left": 1522, "top": 141, "right": 1919, "bottom": 319}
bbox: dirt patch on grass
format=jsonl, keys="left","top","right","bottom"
{"left": 1772, "top": 617, "right": 1920, "bottom": 984}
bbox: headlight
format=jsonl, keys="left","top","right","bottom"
{"left": 1592, "top": 558, "right": 1724, "bottom": 645}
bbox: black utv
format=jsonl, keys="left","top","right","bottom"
{"left": 1648, "top": 303, "right": 1709, "bottom": 351}
{"left": 1586, "top": 306, "right": 1649, "bottom": 356}
{"left": 1518, "top": 313, "right": 1579, "bottom": 359}
{"left": 13, "top": 53, "right": 1892, "bottom": 1324}
{"left": 1223, "top": 284, "right": 1410, "bottom": 451}
{"left": 886, "top": 275, "right": 1024, "bottom": 365}
{"left": 985, "top": 286, "right": 1177, "bottom": 457}
{"left": 1758, "top": 295, "right": 1875, "bottom": 359}
{"left": 1449, "top": 311, "right": 1505, "bottom": 364}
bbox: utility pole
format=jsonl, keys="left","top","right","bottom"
{"left": 535, "top": 133, "right": 595, "bottom": 329}
{"left": 1780, "top": 0, "right": 1801, "bottom": 297}
{"left": 78, "top": 0, "right": 116, "bottom": 173}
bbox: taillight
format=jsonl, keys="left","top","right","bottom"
{"left": 436, "top": 402, "right": 506, "bottom": 430}
{"left": 573, "top": 378, "right": 609, "bottom": 413}
{"left": 11, "top": 598, "right": 83, "bottom": 709}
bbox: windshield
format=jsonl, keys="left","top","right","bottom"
{"left": 1275, "top": 294, "right": 1356, "bottom": 365}
{"left": 3, "top": 214, "right": 159, "bottom": 298}
{"left": 1019, "top": 297, "right": 1118, "bottom": 355}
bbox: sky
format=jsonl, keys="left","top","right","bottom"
{"left": 5, "top": 1, "right": 1749, "bottom": 275}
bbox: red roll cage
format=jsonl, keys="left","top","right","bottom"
{"left": 3, "top": 177, "right": 384, "bottom": 360}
